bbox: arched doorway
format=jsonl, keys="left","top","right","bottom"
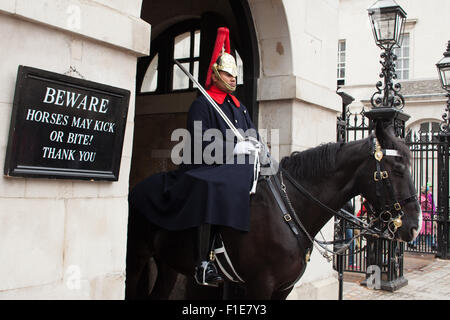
{"left": 127, "top": 0, "right": 259, "bottom": 299}
{"left": 129, "top": 0, "right": 259, "bottom": 190}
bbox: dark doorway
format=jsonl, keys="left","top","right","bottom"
{"left": 127, "top": 0, "right": 259, "bottom": 299}
{"left": 129, "top": 0, "right": 259, "bottom": 190}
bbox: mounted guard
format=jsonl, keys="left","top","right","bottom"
{"left": 128, "top": 27, "right": 262, "bottom": 287}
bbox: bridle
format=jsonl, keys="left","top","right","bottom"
{"left": 369, "top": 137, "right": 417, "bottom": 239}
{"left": 273, "top": 136, "right": 418, "bottom": 262}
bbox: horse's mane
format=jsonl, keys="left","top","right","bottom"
{"left": 279, "top": 125, "right": 411, "bottom": 181}
{"left": 280, "top": 142, "right": 343, "bottom": 180}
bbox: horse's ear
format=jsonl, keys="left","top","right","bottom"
{"left": 374, "top": 120, "right": 395, "bottom": 146}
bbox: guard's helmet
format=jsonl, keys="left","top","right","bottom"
{"left": 205, "top": 27, "right": 238, "bottom": 90}
{"left": 213, "top": 52, "right": 237, "bottom": 78}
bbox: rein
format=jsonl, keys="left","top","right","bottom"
{"left": 272, "top": 136, "right": 416, "bottom": 262}
{"left": 277, "top": 169, "right": 375, "bottom": 261}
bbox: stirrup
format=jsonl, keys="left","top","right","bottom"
{"left": 194, "top": 261, "right": 223, "bottom": 287}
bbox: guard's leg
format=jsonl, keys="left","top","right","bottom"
{"left": 125, "top": 204, "right": 153, "bottom": 299}
{"left": 194, "top": 224, "right": 223, "bottom": 286}
{"left": 149, "top": 258, "right": 179, "bottom": 299}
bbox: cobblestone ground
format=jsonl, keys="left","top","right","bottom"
{"left": 343, "top": 258, "right": 450, "bottom": 300}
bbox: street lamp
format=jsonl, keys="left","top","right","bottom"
{"left": 435, "top": 42, "right": 450, "bottom": 260}
{"left": 365, "top": 0, "right": 409, "bottom": 138}
{"left": 362, "top": 0, "right": 410, "bottom": 292}
{"left": 368, "top": 0, "right": 406, "bottom": 50}
{"left": 436, "top": 41, "right": 450, "bottom": 91}
{"left": 436, "top": 41, "right": 450, "bottom": 134}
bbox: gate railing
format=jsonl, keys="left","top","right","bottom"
{"left": 436, "top": 134, "right": 450, "bottom": 259}
{"left": 336, "top": 109, "right": 450, "bottom": 276}
{"left": 335, "top": 103, "right": 408, "bottom": 291}
{"left": 405, "top": 131, "right": 440, "bottom": 254}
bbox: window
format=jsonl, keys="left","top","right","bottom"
{"left": 337, "top": 40, "right": 346, "bottom": 86}
{"left": 138, "top": 20, "right": 244, "bottom": 94}
{"left": 419, "top": 121, "right": 440, "bottom": 142}
{"left": 138, "top": 21, "right": 201, "bottom": 94}
{"left": 172, "top": 30, "right": 200, "bottom": 90}
{"left": 394, "top": 34, "right": 410, "bottom": 80}
{"left": 141, "top": 54, "right": 158, "bottom": 92}
{"left": 236, "top": 51, "right": 244, "bottom": 86}
{"left": 407, "top": 121, "right": 440, "bottom": 143}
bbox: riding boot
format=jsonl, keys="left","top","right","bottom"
{"left": 194, "top": 224, "right": 223, "bottom": 286}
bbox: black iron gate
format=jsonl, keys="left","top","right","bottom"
{"left": 405, "top": 127, "right": 440, "bottom": 254}
{"left": 436, "top": 133, "right": 450, "bottom": 259}
{"left": 335, "top": 101, "right": 407, "bottom": 291}
{"left": 335, "top": 99, "right": 450, "bottom": 293}
{"left": 335, "top": 96, "right": 369, "bottom": 274}
{"left": 404, "top": 124, "right": 450, "bottom": 258}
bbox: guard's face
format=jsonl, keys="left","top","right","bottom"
{"left": 212, "top": 70, "right": 236, "bottom": 94}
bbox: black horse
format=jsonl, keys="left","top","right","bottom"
{"left": 125, "top": 123, "right": 421, "bottom": 299}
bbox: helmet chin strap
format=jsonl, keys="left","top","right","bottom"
{"left": 213, "top": 67, "right": 236, "bottom": 93}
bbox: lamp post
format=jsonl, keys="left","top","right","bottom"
{"left": 435, "top": 41, "right": 450, "bottom": 259}
{"left": 436, "top": 41, "right": 450, "bottom": 134}
{"left": 362, "top": 0, "right": 409, "bottom": 292}
{"left": 365, "top": 0, "right": 410, "bottom": 137}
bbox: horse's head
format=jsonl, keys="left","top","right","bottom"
{"left": 357, "top": 122, "right": 421, "bottom": 242}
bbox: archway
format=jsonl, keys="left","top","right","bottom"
{"left": 127, "top": 0, "right": 260, "bottom": 299}
{"left": 129, "top": 0, "right": 259, "bottom": 190}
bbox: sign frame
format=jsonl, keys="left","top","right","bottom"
{"left": 4, "top": 65, "right": 130, "bottom": 181}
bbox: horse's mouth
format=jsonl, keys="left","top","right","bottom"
{"left": 398, "top": 224, "right": 420, "bottom": 243}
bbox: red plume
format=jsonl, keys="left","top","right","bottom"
{"left": 205, "top": 27, "right": 231, "bottom": 89}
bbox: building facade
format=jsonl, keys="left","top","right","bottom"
{"left": 0, "top": 0, "right": 150, "bottom": 299}
{"left": 3, "top": 0, "right": 445, "bottom": 300}
{"left": 337, "top": 0, "right": 448, "bottom": 139}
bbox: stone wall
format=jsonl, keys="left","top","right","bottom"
{"left": 0, "top": 0, "right": 150, "bottom": 299}
{"left": 251, "top": 0, "right": 341, "bottom": 299}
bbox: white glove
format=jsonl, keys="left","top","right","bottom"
{"left": 233, "top": 140, "right": 258, "bottom": 155}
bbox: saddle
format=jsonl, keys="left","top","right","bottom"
{"left": 209, "top": 174, "right": 312, "bottom": 291}
{"left": 246, "top": 139, "right": 278, "bottom": 194}
{"left": 258, "top": 141, "right": 279, "bottom": 176}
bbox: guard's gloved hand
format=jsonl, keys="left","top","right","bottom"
{"left": 233, "top": 137, "right": 260, "bottom": 155}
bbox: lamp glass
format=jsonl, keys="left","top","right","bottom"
{"left": 439, "top": 66, "right": 450, "bottom": 90}
{"left": 374, "top": 12, "right": 396, "bottom": 43}
{"left": 394, "top": 12, "right": 405, "bottom": 47}
{"left": 368, "top": 0, "right": 406, "bottom": 49}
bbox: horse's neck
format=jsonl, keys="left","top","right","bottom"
{"left": 324, "top": 139, "right": 368, "bottom": 204}
{"left": 289, "top": 175, "right": 343, "bottom": 238}
{"left": 289, "top": 140, "right": 367, "bottom": 237}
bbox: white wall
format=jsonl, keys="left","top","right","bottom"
{"left": 338, "top": 0, "right": 449, "bottom": 133}
{"left": 0, "top": 0, "right": 150, "bottom": 299}
{"left": 338, "top": 0, "right": 449, "bottom": 92}
{"left": 251, "top": 0, "right": 341, "bottom": 299}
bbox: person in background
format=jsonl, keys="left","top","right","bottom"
{"left": 409, "top": 183, "right": 436, "bottom": 249}
{"left": 421, "top": 183, "right": 437, "bottom": 249}
{"left": 342, "top": 200, "right": 356, "bottom": 269}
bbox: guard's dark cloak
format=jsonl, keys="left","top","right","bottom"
{"left": 128, "top": 92, "right": 257, "bottom": 232}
